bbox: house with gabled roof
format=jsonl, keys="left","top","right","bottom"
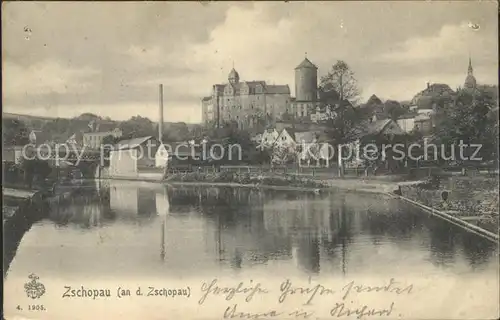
{"left": 275, "top": 128, "right": 300, "bottom": 151}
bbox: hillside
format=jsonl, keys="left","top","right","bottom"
{"left": 2, "top": 112, "right": 198, "bottom": 130}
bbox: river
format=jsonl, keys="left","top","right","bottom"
{"left": 4, "top": 180, "right": 499, "bottom": 319}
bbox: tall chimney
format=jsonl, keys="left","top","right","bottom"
{"left": 159, "top": 84, "right": 164, "bottom": 143}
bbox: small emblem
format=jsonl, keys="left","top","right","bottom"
{"left": 24, "top": 274, "right": 46, "bottom": 299}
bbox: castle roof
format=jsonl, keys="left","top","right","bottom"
{"left": 212, "top": 81, "right": 289, "bottom": 95}
{"left": 245, "top": 81, "right": 266, "bottom": 88}
{"left": 266, "top": 85, "right": 290, "bottom": 94}
{"left": 295, "top": 58, "right": 317, "bottom": 70}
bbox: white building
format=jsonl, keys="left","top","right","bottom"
{"left": 155, "top": 144, "right": 170, "bottom": 168}
{"left": 83, "top": 128, "right": 122, "bottom": 149}
{"left": 259, "top": 128, "right": 280, "bottom": 149}
{"left": 109, "top": 136, "right": 157, "bottom": 178}
{"left": 396, "top": 117, "right": 416, "bottom": 133}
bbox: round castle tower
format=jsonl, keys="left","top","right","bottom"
{"left": 295, "top": 57, "right": 318, "bottom": 102}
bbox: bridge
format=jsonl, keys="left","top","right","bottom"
{"left": 22, "top": 145, "right": 105, "bottom": 179}
{"left": 24, "top": 145, "right": 103, "bottom": 162}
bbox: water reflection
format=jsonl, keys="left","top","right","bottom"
{"left": 3, "top": 196, "right": 47, "bottom": 277}
{"left": 5, "top": 182, "right": 499, "bottom": 280}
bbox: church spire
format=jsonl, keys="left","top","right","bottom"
{"left": 464, "top": 55, "right": 477, "bottom": 90}
{"left": 468, "top": 56, "right": 473, "bottom": 75}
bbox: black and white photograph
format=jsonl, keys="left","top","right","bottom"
{"left": 2, "top": 1, "right": 499, "bottom": 319}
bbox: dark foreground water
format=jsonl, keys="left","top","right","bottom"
{"left": 4, "top": 180, "right": 499, "bottom": 319}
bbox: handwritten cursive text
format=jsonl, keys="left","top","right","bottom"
{"left": 330, "top": 301, "right": 395, "bottom": 319}
{"left": 342, "top": 278, "right": 413, "bottom": 300}
{"left": 279, "top": 279, "right": 336, "bottom": 305}
{"left": 223, "top": 304, "right": 282, "bottom": 319}
{"left": 199, "top": 279, "right": 268, "bottom": 305}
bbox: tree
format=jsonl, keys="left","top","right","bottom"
{"left": 319, "top": 60, "right": 361, "bottom": 104}
{"left": 320, "top": 87, "right": 370, "bottom": 146}
{"left": 102, "top": 135, "right": 120, "bottom": 146}
{"left": 319, "top": 85, "right": 370, "bottom": 176}
{"left": 162, "top": 122, "right": 190, "bottom": 142}
{"left": 16, "top": 155, "right": 52, "bottom": 189}
{"left": 218, "top": 126, "right": 256, "bottom": 163}
{"left": 252, "top": 147, "right": 272, "bottom": 165}
{"left": 74, "top": 113, "right": 102, "bottom": 121}
{"left": 189, "top": 124, "right": 204, "bottom": 140}
{"left": 2, "top": 119, "right": 30, "bottom": 146}
{"left": 412, "top": 84, "right": 455, "bottom": 111}
{"left": 119, "top": 116, "right": 156, "bottom": 139}
{"left": 271, "top": 144, "right": 296, "bottom": 165}
{"left": 435, "top": 88, "right": 497, "bottom": 162}
{"left": 41, "top": 118, "right": 73, "bottom": 142}
{"left": 383, "top": 100, "right": 405, "bottom": 120}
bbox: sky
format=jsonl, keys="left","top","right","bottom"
{"left": 2, "top": 1, "right": 498, "bottom": 123}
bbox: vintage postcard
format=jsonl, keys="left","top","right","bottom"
{"left": 2, "top": 1, "right": 499, "bottom": 319}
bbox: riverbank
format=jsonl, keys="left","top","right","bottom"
{"left": 162, "top": 171, "right": 409, "bottom": 194}
{"left": 398, "top": 176, "right": 499, "bottom": 236}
